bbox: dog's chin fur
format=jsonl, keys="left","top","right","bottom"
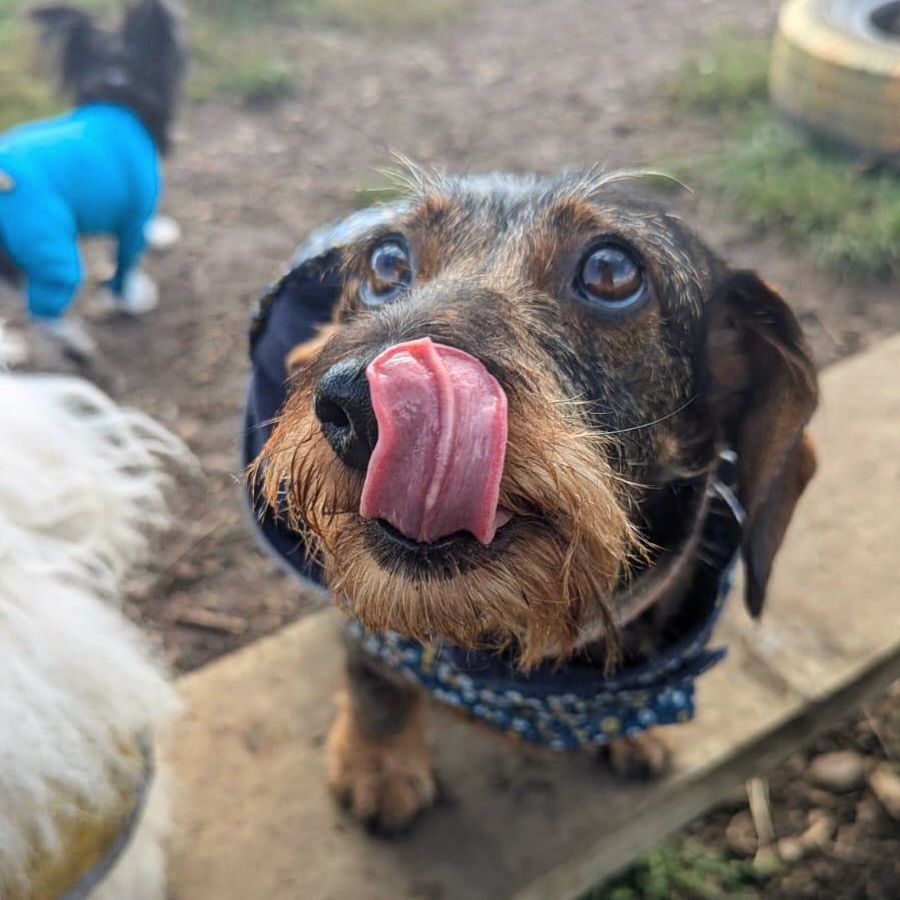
{"left": 258, "top": 371, "right": 645, "bottom": 669}
{"left": 0, "top": 374, "right": 186, "bottom": 899}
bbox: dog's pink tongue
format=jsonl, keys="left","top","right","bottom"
{"left": 361, "top": 338, "right": 508, "bottom": 545}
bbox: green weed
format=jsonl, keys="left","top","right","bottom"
{"left": 592, "top": 839, "right": 774, "bottom": 900}
{"left": 670, "top": 33, "right": 900, "bottom": 280}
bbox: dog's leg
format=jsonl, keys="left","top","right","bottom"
{"left": 103, "top": 218, "right": 158, "bottom": 315}
{"left": 603, "top": 729, "right": 672, "bottom": 781}
{"left": 327, "top": 636, "right": 436, "bottom": 834}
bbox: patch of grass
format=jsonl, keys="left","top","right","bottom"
{"left": 0, "top": 0, "right": 467, "bottom": 120}
{"left": 313, "top": 0, "right": 470, "bottom": 32}
{"left": 186, "top": 0, "right": 469, "bottom": 103}
{"left": 590, "top": 839, "right": 774, "bottom": 900}
{"left": 670, "top": 33, "right": 770, "bottom": 115}
{"left": 185, "top": 11, "right": 302, "bottom": 105}
{"left": 669, "top": 33, "right": 900, "bottom": 281}
{"left": 187, "top": 18, "right": 298, "bottom": 104}
{"left": 711, "top": 112, "right": 900, "bottom": 280}
{"left": 192, "top": 0, "right": 469, "bottom": 31}
{"left": 187, "top": 0, "right": 316, "bottom": 28}
{"left": 214, "top": 55, "right": 295, "bottom": 106}
{"left": 0, "top": 2, "right": 59, "bottom": 130}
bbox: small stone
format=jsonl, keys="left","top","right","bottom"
{"left": 855, "top": 795, "right": 883, "bottom": 828}
{"left": 807, "top": 808, "right": 831, "bottom": 826}
{"left": 869, "top": 763, "right": 900, "bottom": 820}
{"left": 833, "top": 824, "right": 859, "bottom": 862}
{"left": 801, "top": 785, "right": 840, "bottom": 808}
{"left": 176, "top": 415, "right": 202, "bottom": 441}
{"left": 798, "top": 814, "right": 833, "bottom": 851}
{"left": 726, "top": 810, "right": 758, "bottom": 857}
{"left": 777, "top": 836, "right": 805, "bottom": 864}
{"left": 175, "top": 560, "right": 201, "bottom": 581}
{"left": 807, "top": 751, "right": 866, "bottom": 793}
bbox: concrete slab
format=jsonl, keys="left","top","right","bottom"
{"left": 168, "top": 334, "right": 900, "bottom": 900}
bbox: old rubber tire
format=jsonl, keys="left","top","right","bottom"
{"left": 769, "top": 0, "right": 900, "bottom": 158}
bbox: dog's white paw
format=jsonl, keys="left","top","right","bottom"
{"left": 145, "top": 215, "right": 181, "bottom": 253}
{"left": 99, "top": 270, "right": 159, "bottom": 316}
{"left": 34, "top": 315, "right": 97, "bottom": 361}
{"left": 0, "top": 321, "right": 29, "bottom": 368}
{"left": 122, "top": 270, "right": 160, "bottom": 314}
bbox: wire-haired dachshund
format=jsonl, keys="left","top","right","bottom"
{"left": 248, "top": 167, "right": 818, "bottom": 833}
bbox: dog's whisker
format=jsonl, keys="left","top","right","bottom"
{"left": 597, "top": 395, "right": 699, "bottom": 436}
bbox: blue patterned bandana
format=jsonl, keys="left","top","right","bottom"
{"left": 242, "top": 208, "right": 745, "bottom": 751}
{"left": 342, "top": 475, "right": 742, "bottom": 751}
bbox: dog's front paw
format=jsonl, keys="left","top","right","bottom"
{"left": 0, "top": 322, "right": 29, "bottom": 368}
{"left": 33, "top": 315, "right": 97, "bottom": 364}
{"left": 603, "top": 730, "right": 672, "bottom": 781}
{"left": 98, "top": 271, "right": 159, "bottom": 317}
{"left": 145, "top": 215, "right": 181, "bottom": 253}
{"left": 326, "top": 695, "right": 435, "bottom": 834}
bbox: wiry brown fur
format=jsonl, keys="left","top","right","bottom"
{"left": 259, "top": 356, "right": 642, "bottom": 668}
{"left": 326, "top": 637, "right": 435, "bottom": 833}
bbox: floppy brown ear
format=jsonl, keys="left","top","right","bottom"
{"left": 706, "top": 271, "right": 818, "bottom": 617}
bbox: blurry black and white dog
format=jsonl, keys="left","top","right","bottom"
{"left": 0, "top": 0, "right": 185, "bottom": 366}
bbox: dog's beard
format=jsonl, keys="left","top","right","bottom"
{"left": 256, "top": 378, "right": 643, "bottom": 669}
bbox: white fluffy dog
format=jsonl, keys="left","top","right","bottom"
{"left": 0, "top": 372, "right": 186, "bottom": 899}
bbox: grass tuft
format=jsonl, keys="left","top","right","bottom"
{"left": 0, "top": 3, "right": 60, "bottom": 130}
{"left": 670, "top": 33, "right": 769, "bottom": 114}
{"left": 314, "top": 0, "right": 471, "bottom": 32}
{"left": 591, "top": 839, "right": 774, "bottom": 900}
{"left": 187, "top": 17, "right": 299, "bottom": 104}
{"left": 669, "top": 33, "right": 900, "bottom": 280}
{"left": 216, "top": 56, "right": 295, "bottom": 106}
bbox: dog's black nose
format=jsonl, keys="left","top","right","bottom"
{"left": 314, "top": 359, "right": 377, "bottom": 472}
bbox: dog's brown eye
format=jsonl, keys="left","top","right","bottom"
{"left": 360, "top": 240, "right": 412, "bottom": 306}
{"left": 577, "top": 244, "right": 645, "bottom": 309}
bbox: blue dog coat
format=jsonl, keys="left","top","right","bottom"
{"left": 0, "top": 102, "right": 160, "bottom": 319}
{"left": 242, "top": 208, "right": 743, "bottom": 750}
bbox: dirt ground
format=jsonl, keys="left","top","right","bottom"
{"left": 25, "top": 0, "right": 899, "bottom": 894}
